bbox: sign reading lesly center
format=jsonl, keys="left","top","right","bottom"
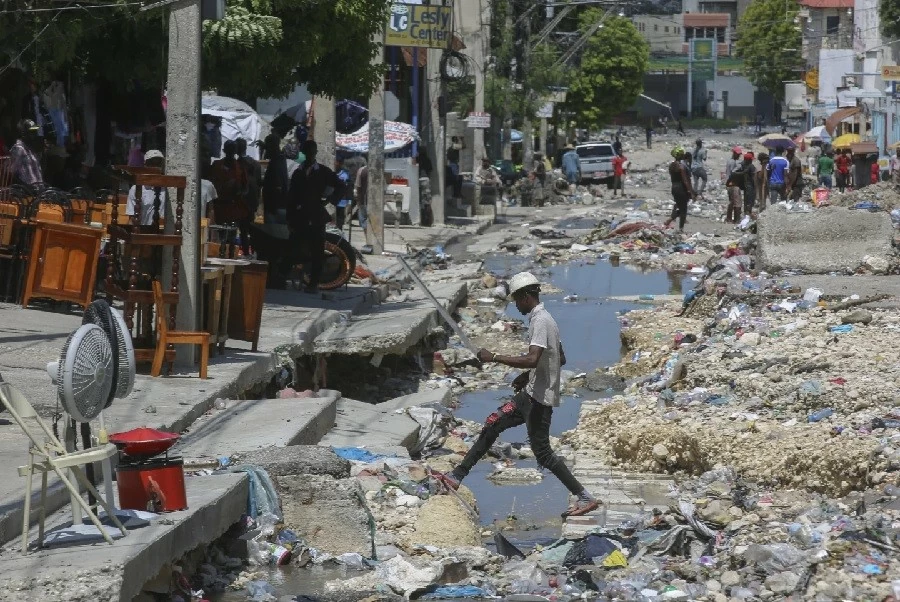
{"left": 386, "top": 3, "right": 453, "bottom": 49}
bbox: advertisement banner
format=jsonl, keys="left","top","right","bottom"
{"left": 691, "top": 38, "right": 715, "bottom": 81}
{"left": 466, "top": 112, "right": 491, "bottom": 128}
{"left": 336, "top": 121, "right": 419, "bottom": 153}
{"left": 386, "top": 3, "right": 453, "bottom": 49}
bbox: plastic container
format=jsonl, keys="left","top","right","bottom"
{"left": 808, "top": 408, "right": 834, "bottom": 423}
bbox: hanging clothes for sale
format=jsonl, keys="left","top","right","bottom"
{"left": 42, "top": 80, "right": 69, "bottom": 147}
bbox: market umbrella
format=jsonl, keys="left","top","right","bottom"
{"left": 803, "top": 125, "right": 831, "bottom": 141}
{"left": 757, "top": 133, "right": 793, "bottom": 146}
{"left": 832, "top": 133, "right": 861, "bottom": 149}
{"left": 760, "top": 136, "right": 795, "bottom": 151}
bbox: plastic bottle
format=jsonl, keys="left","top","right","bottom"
{"left": 788, "top": 522, "right": 821, "bottom": 547}
{"left": 808, "top": 408, "right": 834, "bottom": 423}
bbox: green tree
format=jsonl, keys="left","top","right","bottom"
{"left": 564, "top": 12, "right": 649, "bottom": 129}
{"left": 203, "top": 0, "right": 391, "bottom": 99}
{"left": 735, "top": 0, "right": 802, "bottom": 100}
{"left": 880, "top": 0, "right": 900, "bottom": 39}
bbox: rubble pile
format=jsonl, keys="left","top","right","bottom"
{"left": 825, "top": 181, "right": 900, "bottom": 212}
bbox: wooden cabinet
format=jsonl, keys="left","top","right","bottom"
{"left": 22, "top": 221, "right": 104, "bottom": 309}
{"left": 227, "top": 260, "right": 268, "bottom": 351}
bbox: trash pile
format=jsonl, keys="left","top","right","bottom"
{"left": 825, "top": 181, "right": 900, "bottom": 213}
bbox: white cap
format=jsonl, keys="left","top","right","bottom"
{"left": 144, "top": 149, "right": 164, "bottom": 162}
{"left": 508, "top": 271, "right": 540, "bottom": 299}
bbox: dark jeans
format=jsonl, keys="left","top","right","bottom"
{"left": 836, "top": 172, "right": 848, "bottom": 192}
{"left": 335, "top": 206, "right": 346, "bottom": 231}
{"left": 288, "top": 222, "right": 326, "bottom": 289}
{"left": 670, "top": 186, "right": 690, "bottom": 229}
{"left": 455, "top": 390, "right": 584, "bottom": 495}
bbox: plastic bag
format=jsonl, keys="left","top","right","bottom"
{"left": 743, "top": 543, "right": 806, "bottom": 574}
{"left": 245, "top": 580, "right": 276, "bottom": 602}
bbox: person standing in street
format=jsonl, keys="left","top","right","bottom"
{"left": 740, "top": 152, "right": 757, "bottom": 217}
{"left": 10, "top": 119, "right": 44, "bottom": 188}
{"left": 755, "top": 152, "right": 770, "bottom": 211}
{"left": 786, "top": 147, "right": 804, "bottom": 201}
{"left": 210, "top": 140, "right": 251, "bottom": 254}
{"left": 446, "top": 136, "right": 464, "bottom": 199}
{"left": 835, "top": 149, "right": 851, "bottom": 192}
{"left": 611, "top": 152, "right": 626, "bottom": 196}
{"left": 562, "top": 145, "right": 580, "bottom": 184}
{"left": 766, "top": 147, "right": 789, "bottom": 206}
{"left": 724, "top": 147, "right": 744, "bottom": 223}
{"left": 676, "top": 119, "right": 685, "bottom": 136}
{"left": 437, "top": 272, "right": 601, "bottom": 518}
{"left": 664, "top": 146, "right": 695, "bottom": 231}
{"left": 287, "top": 140, "right": 345, "bottom": 294}
{"left": 126, "top": 149, "right": 167, "bottom": 227}
{"left": 612, "top": 135, "right": 622, "bottom": 157}
{"left": 818, "top": 150, "right": 834, "bottom": 189}
{"left": 645, "top": 122, "right": 653, "bottom": 149}
{"left": 891, "top": 150, "right": 900, "bottom": 186}
{"left": 262, "top": 133, "right": 289, "bottom": 224}
{"left": 332, "top": 157, "right": 352, "bottom": 231}
{"left": 353, "top": 164, "right": 369, "bottom": 231}
{"left": 691, "top": 138, "right": 708, "bottom": 198}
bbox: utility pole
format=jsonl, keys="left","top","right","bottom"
{"left": 165, "top": 0, "right": 201, "bottom": 363}
{"left": 427, "top": 46, "right": 446, "bottom": 224}
{"left": 312, "top": 96, "right": 336, "bottom": 167}
{"left": 471, "top": 0, "right": 488, "bottom": 165}
{"left": 501, "top": 4, "right": 514, "bottom": 161}
{"left": 367, "top": 30, "right": 386, "bottom": 253}
{"left": 522, "top": 7, "right": 534, "bottom": 170}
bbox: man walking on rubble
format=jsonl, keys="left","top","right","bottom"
{"left": 437, "top": 272, "right": 601, "bottom": 518}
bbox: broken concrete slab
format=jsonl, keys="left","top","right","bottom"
{"left": 319, "top": 398, "right": 422, "bottom": 452}
{"left": 230, "top": 445, "right": 351, "bottom": 479}
{"left": 277, "top": 475, "right": 373, "bottom": 556}
{"left": 313, "top": 281, "right": 469, "bottom": 355}
{"left": 0, "top": 473, "right": 247, "bottom": 602}
{"left": 757, "top": 206, "right": 895, "bottom": 275}
{"left": 176, "top": 390, "right": 340, "bottom": 460}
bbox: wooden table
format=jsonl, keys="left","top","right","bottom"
{"left": 201, "top": 266, "right": 225, "bottom": 356}
{"left": 205, "top": 258, "right": 244, "bottom": 353}
{"left": 21, "top": 220, "right": 104, "bottom": 309}
{"left": 226, "top": 259, "right": 268, "bottom": 351}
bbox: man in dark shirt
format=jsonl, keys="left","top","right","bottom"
{"left": 287, "top": 140, "right": 344, "bottom": 293}
{"left": 786, "top": 147, "right": 804, "bottom": 201}
{"left": 262, "top": 134, "right": 289, "bottom": 224}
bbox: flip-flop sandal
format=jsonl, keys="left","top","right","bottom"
{"left": 431, "top": 470, "right": 460, "bottom": 492}
{"left": 562, "top": 499, "right": 600, "bottom": 518}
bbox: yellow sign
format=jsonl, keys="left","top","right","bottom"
{"left": 386, "top": 3, "right": 453, "bottom": 49}
{"left": 805, "top": 69, "right": 819, "bottom": 90}
{"left": 881, "top": 65, "right": 900, "bottom": 81}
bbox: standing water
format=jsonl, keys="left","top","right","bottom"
{"left": 456, "top": 257, "right": 693, "bottom": 543}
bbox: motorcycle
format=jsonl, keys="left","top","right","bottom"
{"left": 248, "top": 221, "right": 357, "bottom": 290}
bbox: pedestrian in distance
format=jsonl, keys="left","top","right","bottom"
{"left": 332, "top": 157, "right": 352, "bottom": 232}
{"left": 236, "top": 138, "right": 261, "bottom": 249}
{"left": 9, "top": 118, "right": 44, "bottom": 188}
{"left": 612, "top": 152, "right": 627, "bottom": 196}
{"left": 740, "top": 152, "right": 757, "bottom": 217}
{"left": 446, "top": 136, "right": 464, "bottom": 199}
{"left": 755, "top": 152, "right": 770, "bottom": 212}
{"left": 786, "top": 147, "right": 804, "bottom": 202}
{"left": 612, "top": 135, "right": 622, "bottom": 158}
{"left": 562, "top": 145, "right": 580, "bottom": 185}
{"left": 691, "top": 138, "right": 708, "bottom": 198}
{"left": 766, "top": 147, "right": 789, "bottom": 206}
{"left": 817, "top": 150, "right": 834, "bottom": 189}
{"left": 891, "top": 150, "right": 900, "bottom": 186}
{"left": 645, "top": 122, "right": 653, "bottom": 149}
{"left": 286, "top": 139, "right": 345, "bottom": 294}
{"left": 835, "top": 149, "right": 852, "bottom": 192}
{"left": 676, "top": 119, "right": 685, "bottom": 135}
{"left": 436, "top": 272, "right": 601, "bottom": 518}
{"left": 262, "top": 133, "right": 289, "bottom": 225}
{"left": 210, "top": 140, "right": 250, "bottom": 251}
{"left": 724, "top": 146, "right": 744, "bottom": 223}
{"left": 664, "top": 146, "right": 695, "bottom": 231}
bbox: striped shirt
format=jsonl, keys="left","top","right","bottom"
{"left": 10, "top": 140, "right": 42, "bottom": 186}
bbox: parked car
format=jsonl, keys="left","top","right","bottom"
{"left": 575, "top": 143, "right": 615, "bottom": 186}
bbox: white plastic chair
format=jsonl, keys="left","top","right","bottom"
{"left": 0, "top": 378, "right": 127, "bottom": 552}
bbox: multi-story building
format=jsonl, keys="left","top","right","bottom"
{"left": 682, "top": 13, "right": 731, "bottom": 56}
{"left": 631, "top": 14, "right": 684, "bottom": 54}
{"left": 798, "top": 0, "right": 854, "bottom": 68}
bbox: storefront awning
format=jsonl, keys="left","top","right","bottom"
{"left": 825, "top": 106, "right": 861, "bottom": 136}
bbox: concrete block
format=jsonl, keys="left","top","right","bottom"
{"left": 757, "top": 206, "right": 895, "bottom": 274}
{"left": 318, "top": 398, "right": 422, "bottom": 452}
{"left": 230, "top": 445, "right": 351, "bottom": 479}
{"left": 176, "top": 391, "right": 339, "bottom": 459}
{"left": 276, "top": 475, "right": 373, "bottom": 556}
{"left": 0, "top": 473, "right": 247, "bottom": 602}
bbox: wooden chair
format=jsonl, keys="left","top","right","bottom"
{"left": 151, "top": 280, "right": 209, "bottom": 378}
